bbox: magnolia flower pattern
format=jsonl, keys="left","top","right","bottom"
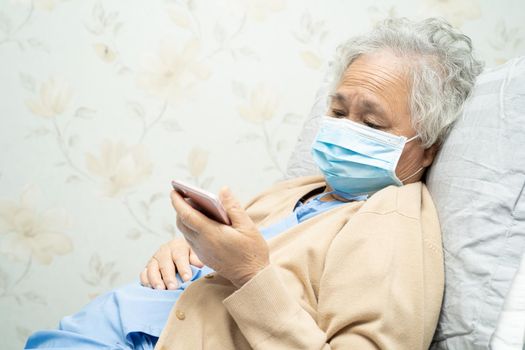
{"left": 242, "top": 0, "right": 285, "bottom": 21}
{"left": 137, "top": 38, "right": 210, "bottom": 100}
{"left": 85, "top": 140, "right": 153, "bottom": 197}
{"left": 10, "top": 0, "right": 66, "bottom": 11}
{"left": 423, "top": 0, "right": 481, "bottom": 28}
{"left": 25, "top": 78, "right": 72, "bottom": 118}
{"left": 0, "top": 186, "right": 72, "bottom": 265}
{"left": 0, "top": 1, "right": 521, "bottom": 349}
{"left": 238, "top": 83, "right": 279, "bottom": 124}
{"left": 93, "top": 43, "right": 117, "bottom": 63}
{"left": 187, "top": 147, "right": 209, "bottom": 179}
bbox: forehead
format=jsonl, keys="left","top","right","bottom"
{"left": 340, "top": 50, "right": 409, "bottom": 88}
{"left": 333, "top": 50, "right": 412, "bottom": 125}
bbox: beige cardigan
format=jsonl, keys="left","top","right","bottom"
{"left": 155, "top": 176, "right": 444, "bottom": 350}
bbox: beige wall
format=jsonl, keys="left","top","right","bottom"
{"left": 0, "top": 0, "right": 524, "bottom": 348}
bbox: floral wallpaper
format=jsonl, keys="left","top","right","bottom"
{"left": 0, "top": 0, "right": 524, "bottom": 348}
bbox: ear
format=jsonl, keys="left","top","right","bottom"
{"left": 422, "top": 143, "right": 440, "bottom": 168}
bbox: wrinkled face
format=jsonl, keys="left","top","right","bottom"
{"left": 327, "top": 50, "right": 438, "bottom": 184}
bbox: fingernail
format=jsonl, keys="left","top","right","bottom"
{"left": 167, "top": 282, "right": 177, "bottom": 290}
{"left": 182, "top": 273, "right": 190, "bottom": 281}
{"left": 155, "top": 284, "right": 164, "bottom": 290}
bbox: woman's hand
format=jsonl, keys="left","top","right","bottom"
{"left": 171, "top": 186, "right": 269, "bottom": 289}
{"left": 140, "top": 237, "right": 204, "bottom": 290}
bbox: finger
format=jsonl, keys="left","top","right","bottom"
{"left": 219, "top": 187, "right": 254, "bottom": 229}
{"left": 156, "top": 252, "right": 179, "bottom": 290}
{"left": 176, "top": 216, "right": 197, "bottom": 236}
{"left": 170, "top": 191, "right": 215, "bottom": 233}
{"left": 140, "top": 268, "right": 150, "bottom": 287}
{"left": 172, "top": 249, "right": 192, "bottom": 282}
{"left": 189, "top": 250, "right": 204, "bottom": 268}
{"left": 146, "top": 258, "right": 165, "bottom": 290}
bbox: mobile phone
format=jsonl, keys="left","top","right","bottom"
{"left": 171, "top": 180, "right": 231, "bottom": 225}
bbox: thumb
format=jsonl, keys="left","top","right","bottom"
{"left": 219, "top": 187, "right": 253, "bottom": 229}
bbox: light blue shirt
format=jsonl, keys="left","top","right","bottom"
{"left": 25, "top": 192, "right": 350, "bottom": 350}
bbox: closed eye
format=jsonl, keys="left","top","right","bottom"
{"left": 330, "top": 109, "right": 346, "bottom": 118}
{"left": 364, "top": 120, "right": 382, "bottom": 129}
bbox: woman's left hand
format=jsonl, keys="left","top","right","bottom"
{"left": 170, "top": 187, "right": 269, "bottom": 289}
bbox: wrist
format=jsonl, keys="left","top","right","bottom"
{"left": 233, "top": 263, "right": 269, "bottom": 289}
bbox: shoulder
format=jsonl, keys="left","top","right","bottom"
{"left": 323, "top": 181, "right": 441, "bottom": 280}
{"left": 359, "top": 182, "right": 429, "bottom": 220}
{"left": 331, "top": 182, "right": 440, "bottom": 253}
{"left": 339, "top": 182, "right": 442, "bottom": 258}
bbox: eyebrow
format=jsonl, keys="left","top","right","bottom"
{"left": 330, "top": 92, "right": 387, "bottom": 119}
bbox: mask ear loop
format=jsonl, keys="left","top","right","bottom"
{"left": 400, "top": 167, "right": 423, "bottom": 183}
{"left": 406, "top": 134, "right": 419, "bottom": 143}
{"left": 399, "top": 134, "right": 423, "bottom": 183}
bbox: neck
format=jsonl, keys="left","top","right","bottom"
{"left": 318, "top": 186, "right": 353, "bottom": 202}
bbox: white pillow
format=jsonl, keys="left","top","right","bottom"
{"left": 491, "top": 253, "right": 525, "bottom": 350}
{"left": 427, "top": 57, "right": 525, "bottom": 349}
{"left": 285, "top": 78, "right": 327, "bottom": 179}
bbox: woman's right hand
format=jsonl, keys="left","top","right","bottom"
{"left": 140, "top": 237, "right": 204, "bottom": 290}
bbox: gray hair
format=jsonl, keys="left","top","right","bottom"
{"left": 328, "top": 17, "right": 484, "bottom": 148}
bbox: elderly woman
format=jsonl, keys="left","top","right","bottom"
{"left": 26, "top": 17, "right": 483, "bottom": 350}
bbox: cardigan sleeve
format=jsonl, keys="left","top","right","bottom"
{"left": 223, "top": 264, "right": 328, "bottom": 349}
{"left": 223, "top": 210, "right": 442, "bottom": 350}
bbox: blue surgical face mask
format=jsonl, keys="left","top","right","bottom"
{"left": 311, "top": 116, "right": 421, "bottom": 199}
